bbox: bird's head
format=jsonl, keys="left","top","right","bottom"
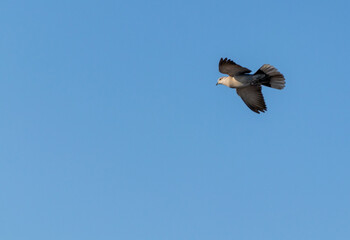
{"left": 216, "top": 77, "right": 225, "bottom": 86}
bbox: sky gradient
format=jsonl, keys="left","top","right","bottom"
{"left": 1, "top": 0, "right": 350, "bottom": 239}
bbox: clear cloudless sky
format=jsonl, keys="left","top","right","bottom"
{"left": 1, "top": 0, "right": 350, "bottom": 239}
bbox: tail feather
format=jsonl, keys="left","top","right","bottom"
{"left": 255, "top": 64, "right": 285, "bottom": 90}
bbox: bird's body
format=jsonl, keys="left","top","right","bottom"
{"left": 219, "top": 75, "right": 254, "bottom": 88}
{"left": 217, "top": 58, "right": 285, "bottom": 114}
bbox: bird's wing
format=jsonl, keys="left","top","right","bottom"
{"left": 219, "top": 58, "right": 251, "bottom": 76}
{"left": 236, "top": 85, "right": 267, "bottom": 114}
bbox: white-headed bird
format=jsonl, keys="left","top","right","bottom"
{"left": 217, "top": 58, "right": 285, "bottom": 113}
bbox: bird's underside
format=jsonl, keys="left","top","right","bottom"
{"left": 218, "top": 58, "right": 285, "bottom": 114}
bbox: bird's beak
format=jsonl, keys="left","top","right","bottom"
{"left": 216, "top": 83, "right": 219, "bottom": 86}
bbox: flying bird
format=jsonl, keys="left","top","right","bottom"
{"left": 216, "top": 58, "right": 285, "bottom": 113}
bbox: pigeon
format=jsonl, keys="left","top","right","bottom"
{"left": 216, "top": 58, "right": 285, "bottom": 114}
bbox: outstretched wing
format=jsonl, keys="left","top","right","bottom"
{"left": 236, "top": 86, "right": 267, "bottom": 114}
{"left": 219, "top": 58, "right": 251, "bottom": 76}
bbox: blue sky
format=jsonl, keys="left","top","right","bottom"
{"left": 1, "top": 0, "right": 350, "bottom": 239}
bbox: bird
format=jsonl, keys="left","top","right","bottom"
{"left": 216, "top": 58, "right": 285, "bottom": 114}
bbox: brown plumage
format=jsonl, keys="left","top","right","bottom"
{"left": 217, "top": 58, "right": 285, "bottom": 114}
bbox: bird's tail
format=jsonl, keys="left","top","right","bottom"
{"left": 254, "top": 64, "right": 285, "bottom": 90}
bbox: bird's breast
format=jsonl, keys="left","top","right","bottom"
{"left": 227, "top": 76, "right": 251, "bottom": 88}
